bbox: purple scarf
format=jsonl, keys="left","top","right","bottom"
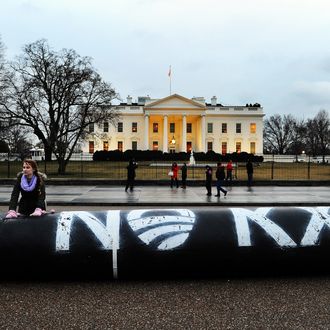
{"left": 21, "top": 174, "right": 37, "bottom": 192}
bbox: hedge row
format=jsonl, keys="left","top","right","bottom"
{"left": 93, "top": 150, "right": 263, "bottom": 163}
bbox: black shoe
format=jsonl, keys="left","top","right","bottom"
{"left": 206, "top": 193, "right": 211, "bottom": 196}
{"left": 224, "top": 191, "right": 227, "bottom": 197}
{"left": 214, "top": 194, "right": 220, "bottom": 197}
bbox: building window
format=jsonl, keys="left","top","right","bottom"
{"left": 250, "top": 142, "right": 256, "bottom": 154}
{"left": 250, "top": 123, "right": 256, "bottom": 134}
{"left": 222, "top": 123, "right": 227, "bottom": 133}
{"left": 207, "top": 123, "right": 213, "bottom": 133}
{"left": 153, "top": 141, "right": 158, "bottom": 151}
{"left": 89, "top": 141, "right": 94, "bottom": 154}
{"left": 170, "top": 123, "right": 175, "bottom": 133}
{"left": 207, "top": 141, "right": 213, "bottom": 151}
{"left": 118, "top": 122, "right": 123, "bottom": 133}
{"left": 236, "top": 123, "right": 241, "bottom": 134}
{"left": 187, "top": 123, "right": 192, "bottom": 133}
{"left": 103, "top": 141, "right": 109, "bottom": 151}
{"left": 89, "top": 123, "right": 94, "bottom": 133}
{"left": 236, "top": 142, "right": 241, "bottom": 153}
{"left": 117, "top": 141, "right": 123, "bottom": 151}
{"left": 222, "top": 142, "right": 227, "bottom": 155}
{"left": 132, "top": 141, "right": 137, "bottom": 150}
{"left": 153, "top": 123, "right": 158, "bottom": 133}
{"left": 187, "top": 141, "right": 192, "bottom": 152}
{"left": 103, "top": 122, "right": 109, "bottom": 133}
{"left": 132, "top": 122, "right": 137, "bottom": 132}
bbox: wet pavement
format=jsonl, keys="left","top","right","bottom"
{"left": 0, "top": 185, "right": 329, "bottom": 206}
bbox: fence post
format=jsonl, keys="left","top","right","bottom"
{"left": 7, "top": 151, "right": 10, "bottom": 178}
{"left": 307, "top": 155, "right": 311, "bottom": 180}
{"left": 80, "top": 153, "right": 83, "bottom": 178}
{"left": 271, "top": 154, "right": 274, "bottom": 180}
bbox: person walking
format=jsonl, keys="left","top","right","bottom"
{"left": 215, "top": 162, "right": 228, "bottom": 197}
{"left": 246, "top": 158, "right": 254, "bottom": 188}
{"left": 170, "top": 162, "right": 179, "bottom": 188}
{"left": 205, "top": 165, "right": 213, "bottom": 196}
{"left": 125, "top": 158, "right": 138, "bottom": 192}
{"left": 226, "top": 160, "right": 233, "bottom": 183}
{"left": 180, "top": 162, "right": 187, "bottom": 189}
{"left": 5, "top": 159, "right": 47, "bottom": 218}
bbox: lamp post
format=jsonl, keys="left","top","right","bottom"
{"left": 169, "top": 136, "right": 176, "bottom": 154}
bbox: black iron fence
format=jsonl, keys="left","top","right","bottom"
{"left": 0, "top": 159, "right": 329, "bottom": 181}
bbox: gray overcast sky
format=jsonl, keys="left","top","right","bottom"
{"left": 1, "top": 0, "right": 330, "bottom": 118}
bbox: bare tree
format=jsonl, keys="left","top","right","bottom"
{"left": 287, "top": 118, "right": 306, "bottom": 161}
{"left": 263, "top": 114, "right": 296, "bottom": 154}
{"left": 2, "top": 124, "right": 33, "bottom": 159}
{"left": 0, "top": 34, "right": 10, "bottom": 144}
{"left": 314, "top": 109, "right": 330, "bottom": 163}
{"left": 305, "top": 118, "right": 319, "bottom": 157}
{"left": 0, "top": 39, "right": 119, "bottom": 174}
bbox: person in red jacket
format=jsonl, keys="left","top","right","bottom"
{"left": 170, "top": 162, "right": 179, "bottom": 188}
{"left": 226, "top": 159, "right": 233, "bottom": 183}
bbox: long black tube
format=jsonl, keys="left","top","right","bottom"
{"left": 0, "top": 207, "right": 329, "bottom": 279}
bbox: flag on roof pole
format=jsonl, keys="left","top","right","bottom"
{"left": 168, "top": 65, "right": 172, "bottom": 95}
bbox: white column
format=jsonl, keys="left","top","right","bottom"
{"left": 201, "top": 114, "right": 206, "bottom": 152}
{"left": 181, "top": 114, "right": 187, "bottom": 152}
{"left": 144, "top": 114, "right": 149, "bottom": 150}
{"left": 163, "top": 115, "right": 168, "bottom": 153}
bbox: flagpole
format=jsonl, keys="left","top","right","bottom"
{"left": 168, "top": 65, "right": 172, "bottom": 95}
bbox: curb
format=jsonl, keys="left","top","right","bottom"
{"left": 0, "top": 201, "right": 327, "bottom": 207}
{"left": 0, "top": 179, "right": 329, "bottom": 186}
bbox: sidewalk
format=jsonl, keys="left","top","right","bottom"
{"left": 0, "top": 185, "right": 328, "bottom": 206}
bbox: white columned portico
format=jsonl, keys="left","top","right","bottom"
{"left": 144, "top": 114, "right": 149, "bottom": 150}
{"left": 201, "top": 114, "right": 206, "bottom": 152}
{"left": 163, "top": 115, "right": 168, "bottom": 153}
{"left": 181, "top": 114, "right": 187, "bottom": 152}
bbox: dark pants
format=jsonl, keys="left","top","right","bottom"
{"left": 216, "top": 180, "right": 227, "bottom": 195}
{"left": 125, "top": 178, "right": 135, "bottom": 191}
{"left": 171, "top": 177, "right": 179, "bottom": 188}
{"left": 226, "top": 170, "right": 232, "bottom": 182}
{"left": 181, "top": 177, "right": 187, "bottom": 188}
{"left": 247, "top": 173, "right": 253, "bottom": 187}
{"left": 206, "top": 181, "right": 212, "bottom": 195}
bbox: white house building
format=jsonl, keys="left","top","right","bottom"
{"left": 82, "top": 93, "right": 264, "bottom": 155}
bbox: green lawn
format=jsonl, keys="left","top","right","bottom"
{"left": 0, "top": 160, "right": 329, "bottom": 180}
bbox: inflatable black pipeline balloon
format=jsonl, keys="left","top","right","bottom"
{"left": 0, "top": 207, "right": 329, "bottom": 279}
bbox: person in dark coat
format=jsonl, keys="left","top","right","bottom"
{"left": 180, "top": 162, "right": 187, "bottom": 189}
{"left": 6, "top": 159, "right": 46, "bottom": 218}
{"left": 125, "top": 158, "right": 138, "bottom": 192}
{"left": 205, "top": 165, "right": 213, "bottom": 196}
{"left": 215, "top": 162, "right": 228, "bottom": 197}
{"left": 246, "top": 159, "right": 254, "bottom": 188}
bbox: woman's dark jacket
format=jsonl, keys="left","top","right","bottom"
{"left": 205, "top": 167, "right": 212, "bottom": 182}
{"left": 9, "top": 172, "right": 46, "bottom": 215}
